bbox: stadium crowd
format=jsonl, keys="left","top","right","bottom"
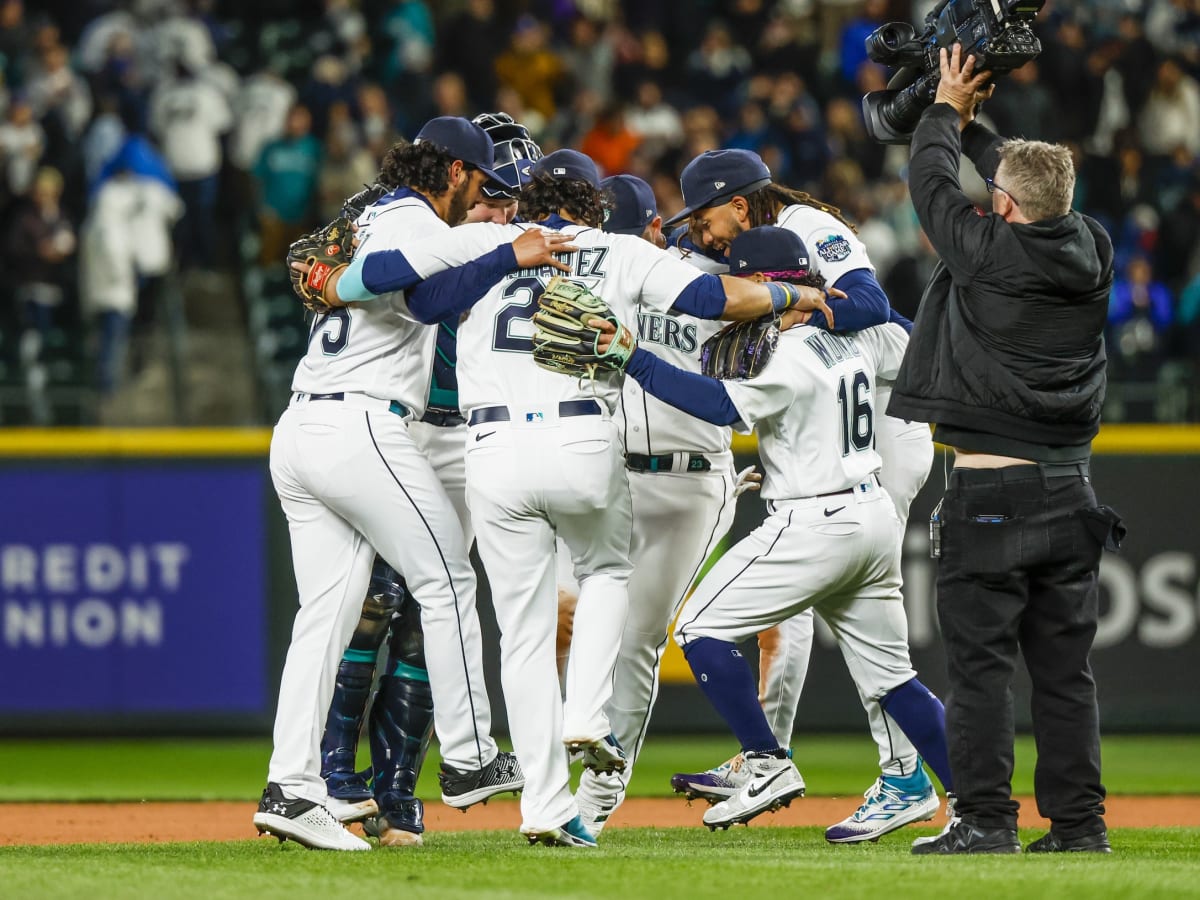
{"left": 1, "top": 0, "right": 1198, "bottom": 423}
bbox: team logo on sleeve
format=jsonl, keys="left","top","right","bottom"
{"left": 816, "top": 234, "right": 852, "bottom": 263}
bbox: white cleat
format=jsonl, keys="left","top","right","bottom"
{"left": 325, "top": 795, "right": 379, "bottom": 824}
{"left": 825, "top": 775, "right": 939, "bottom": 843}
{"left": 253, "top": 783, "right": 371, "bottom": 851}
{"left": 702, "top": 751, "right": 805, "bottom": 830}
{"left": 564, "top": 734, "right": 627, "bottom": 776}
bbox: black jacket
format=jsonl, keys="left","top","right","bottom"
{"left": 888, "top": 104, "right": 1113, "bottom": 458}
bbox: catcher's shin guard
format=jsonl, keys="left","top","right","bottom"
{"left": 320, "top": 556, "right": 410, "bottom": 794}
{"left": 369, "top": 602, "right": 434, "bottom": 835}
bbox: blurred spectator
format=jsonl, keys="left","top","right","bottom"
{"left": 0, "top": 0, "right": 30, "bottom": 88}
{"left": 1108, "top": 254, "right": 1175, "bottom": 368}
{"left": 1158, "top": 175, "right": 1200, "bottom": 290}
{"left": 984, "top": 60, "right": 1056, "bottom": 141}
{"left": 357, "top": 82, "right": 396, "bottom": 159}
{"left": 80, "top": 147, "right": 182, "bottom": 395}
{"left": 381, "top": 0, "right": 435, "bottom": 87}
{"left": 0, "top": 96, "right": 44, "bottom": 197}
{"left": 1138, "top": 57, "right": 1200, "bottom": 157}
{"left": 318, "top": 115, "right": 377, "bottom": 222}
{"left": 624, "top": 79, "right": 683, "bottom": 160}
{"left": 24, "top": 42, "right": 92, "bottom": 141}
{"left": 436, "top": 0, "right": 501, "bottom": 109}
{"left": 149, "top": 59, "right": 232, "bottom": 269}
{"left": 5, "top": 166, "right": 75, "bottom": 341}
{"left": 81, "top": 94, "right": 126, "bottom": 187}
{"left": 824, "top": 95, "right": 885, "bottom": 181}
{"left": 431, "top": 71, "right": 470, "bottom": 120}
{"left": 686, "top": 21, "right": 752, "bottom": 116}
{"left": 301, "top": 54, "right": 357, "bottom": 137}
{"left": 494, "top": 16, "right": 566, "bottom": 120}
{"left": 231, "top": 65, "right": 297, "bottom": 173}
{"left": 579, "top": 102, "right": 640, "bottom": 176}
{"left": 837, "top": 0, "right": 887, "bottom": 89}
{"left": 253, "top": 104, "right": 321, "bottom": 265}
{"left": 563, "top": 16, "right": 615, "bottom": 104}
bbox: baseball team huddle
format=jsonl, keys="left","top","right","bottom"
{"left": 251, "top": 108, "right": 956, "bottom": 853}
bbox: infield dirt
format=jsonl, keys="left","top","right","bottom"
{"left": 2, "top": 796, "right": 1195, "bottom": 847}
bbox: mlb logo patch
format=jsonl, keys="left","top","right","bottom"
{"left": 526, "top": 412, "right": 545, "bottom": 422}
{"left": 553, "top": 167, "right": 567, "bottom": 175}
{"left": 816, "top": 234, "right": 852, "bottom": 263}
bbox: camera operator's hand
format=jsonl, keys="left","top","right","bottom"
{"left": 935, "top": 44, "right": 996, "bottom": 130}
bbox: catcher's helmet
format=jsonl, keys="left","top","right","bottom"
{"left": 472, "top": 112, "right": 542, "bottom": 200}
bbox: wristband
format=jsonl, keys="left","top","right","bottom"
{"left": 766, "top": 281, "right": 799, "bottom": 313}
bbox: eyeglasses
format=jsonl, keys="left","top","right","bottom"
{"left": 984, "top": 177, "right": 1020, "bottom": 206}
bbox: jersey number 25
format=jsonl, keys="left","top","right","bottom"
{"left": 492, "top": 276, "right": 544, "bottom": 353}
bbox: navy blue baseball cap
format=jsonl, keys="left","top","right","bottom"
{"left": 601, "top": 174, "right": 658, "bottom": 235}
{"left": 728, "top": 226, "right": 811, "bottom": 276}
{"left": 664, "top": 149, "right": 773, "bottom": 226}
{"left": 531, "top": 149, "right": 601, "bottom": 189}
{"left": 414, "top": 116, "right": 503, "bottom": 184}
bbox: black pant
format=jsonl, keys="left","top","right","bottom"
{"left": 936, "top": 465, "right": 1107, "bottom": 837}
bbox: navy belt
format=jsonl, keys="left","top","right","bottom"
{"left": 304, "top": 392, "right": 409, "bottom": 418}
{"left": 626, "top": 452, "right": 712, "bottom": 473}
{"left": 420, "top": 407, "right": 466, "bottom": 427}
{"left": 468, "top": 399, "right": 602, "bottom": 426}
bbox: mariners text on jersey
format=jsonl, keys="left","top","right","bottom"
{"left": 637, "top": 311, "right": 698, "bottom": 353}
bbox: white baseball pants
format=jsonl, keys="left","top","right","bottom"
{"left": 466, "top": 410, "right": 633, "bottom": 832}
{"left": 267, "top": 397, "right": 496, "bottom": 803}
{"left": 578, "top": 458, "right": 737, "bottom": 812}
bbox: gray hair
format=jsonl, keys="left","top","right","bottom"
{"left": 996, "top": 139, "right": 1076, "bottom": 222}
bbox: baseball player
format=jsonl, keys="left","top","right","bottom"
{"left": 316, "top": 150, "right": 836, "bottom": 847}
{"left": 316, "top": 114, "right": 546, "bottom": 847}
{"left": 664, "top": 149, "right": 939, "bottom": 843}
{"left": 567, "top": 175, "right": 756, "bottom": 835}
{"left": 254, "top": 116, "right": 572, "bottom": 851}
{"left": 587, "top": 225, "right": 952, "bottom": 830}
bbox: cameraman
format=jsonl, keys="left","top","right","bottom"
{"left": 892, "top": 46, "right": 1117, "bottom": 856}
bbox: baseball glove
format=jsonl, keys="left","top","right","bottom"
{"left": 288, "top": 217, "right": 354, "bottom": 312}
{"left": 700, "top": 315, "right": 780, "bottom": 380}
{"left": 532, "top": 276, "right": 637, "bottom": 377}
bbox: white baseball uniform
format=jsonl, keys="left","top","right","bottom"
{"left": 266, "top": 190, "right": 498, "bottom": 804}
{"left": 760, "top": 204, "right": 933, "bottom": 778}
{"left": 396, "top": 217, "right": 714, "bottom": 832}
{"left": 574, "top": 242, "right": 739, "bottom": 818}
{"left": 674, "top": 325, "right": 917, "bottom": 727}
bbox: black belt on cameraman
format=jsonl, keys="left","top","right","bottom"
{"left": 420, "top": 406, "right": 466, "bottom": 427}
{"left": 626, "top": 452, "right": 712, "bottom": 473}
{"left": 468, "top": 399, "right": 602, "bottom": 426}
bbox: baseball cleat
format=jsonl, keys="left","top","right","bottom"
{"left": 364, "top": 799, "right": 427, "bottom": 847}
{"left": 565, "top": 734, "right": 627, "bottom": 775}
{"left": 439, "top": 750, "right": 525, "bottom": 809}
{"left": 911, "top": 793, "right": 959, "bottom": 850}
{"left": 910, "top": 820, "right": 1020, "bottom": 855}
{"left": 325, "top": 795, "right": 379, "bottom": 824}
{"left": 575, "top": 777, "right": 622, "bottom": 838}
{"left": 252, "top": 783, "right": 371, "bottom": 851}
{"left": 521, "top": 815, "right": 598, "bottom": 849}
{"left": 824, "top": 771, "right": 939, "bottom": 843}
{"left": 701, "top": 750, "right": 805, "bottom": 830}
{"left": 671, "top": 752, "right": 751, "bottom": 804}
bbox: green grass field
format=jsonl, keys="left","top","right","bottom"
{"left": 2, "top": 735, "right": 1198, "bottom": 899}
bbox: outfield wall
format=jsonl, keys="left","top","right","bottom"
{"left": 1, "top": 426, "right": 1197, "bottom": 735}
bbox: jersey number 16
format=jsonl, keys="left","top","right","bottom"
{"left": 837, "top": 370, "right": 873, "bottom": 456}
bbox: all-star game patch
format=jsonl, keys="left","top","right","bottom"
{"left": 816, "top": 234, "right": 852, "bottom": 263}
